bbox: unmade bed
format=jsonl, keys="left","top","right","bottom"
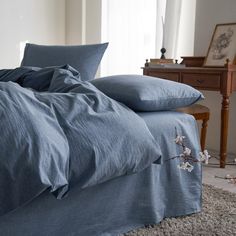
{"left": 0, "top": 111, "right": 201, "bottom": 236}
{"left": 0, "top": 43, "right": 203, "bottom": 236}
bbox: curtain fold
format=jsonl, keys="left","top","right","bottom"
{"left": 164, "top": 0, "right": 196, "bottom": 61}
{"left": 155, "top": 0, "right": 167, "bottom": 57}
{"left": 101, "top": 0, "right": 157, "bottom": 76}
{"left": 164, "top": 0, "right": 182, "bottom": 59}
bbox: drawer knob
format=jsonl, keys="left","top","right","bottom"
{"left": 196, "top": 79, "right": 204, "bottom": 84}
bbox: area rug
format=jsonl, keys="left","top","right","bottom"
{"left": 124, "top": 184, "right": 236, "bottom": 236}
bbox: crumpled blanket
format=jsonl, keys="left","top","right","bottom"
{"left": 0, "top": 65, "right": 161, "bottom": 216}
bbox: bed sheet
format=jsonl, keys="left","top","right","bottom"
{"left": 0, "top": 111, "right": 202, "bottom": 236}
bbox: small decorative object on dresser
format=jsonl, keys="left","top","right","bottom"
{"left": 204, "top": 22, "right": 236, "bottom": 67}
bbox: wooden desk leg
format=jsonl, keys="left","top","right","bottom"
{"left": 201, "top": 118, "right": 208, "bottom": 151}
{"left": 220, "top": 95, "right": 230, "bottom": 168}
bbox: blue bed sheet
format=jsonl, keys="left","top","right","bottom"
{"left": 0, "top": 111, "right": 202, "bottom": 236}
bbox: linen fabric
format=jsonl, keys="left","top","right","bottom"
{"left": 0, "top": 66, "right": 161, "bottom": 217}
{"left": 90, "top": 74, "right": 204, "bottom": 111}
{"left": 20, "top": 43, "right": 108, "bottom": 81}
{"left": 0, "top": 111, "right": 202, "bottom": 236}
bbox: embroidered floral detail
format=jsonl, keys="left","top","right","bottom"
{"left": 199, "top": 150, "right": 211, "bottom": 164}
{"left": 174, "top": 135, "right": 185, "bottom": 145}
{"left": 183, "top": 147, "right": 191, "bottom": 156}
{"left": 167, "top": 129, "right": 210, "bottom": 172}
{"left": 177, "top": 161, "right": 194, "bottom": 172}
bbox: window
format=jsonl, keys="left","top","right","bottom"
{"left": 101, "top": 0, "right": 196, "bottom": 76}
{"left": 101, "top": 0, "right": 166, "bottom": 76}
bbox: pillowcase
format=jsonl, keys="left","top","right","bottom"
{"left": 90, "top": 74, "right": 204, "bottom": 111}
{"left": 21, "top": 43, "right": 108, "bottom": 81}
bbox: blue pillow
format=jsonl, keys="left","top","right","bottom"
{"left": 90, "top": 75, "right": 204, "bottom": 111}
{"left": 21, "top": 43, "right": 108, "bottom": 81}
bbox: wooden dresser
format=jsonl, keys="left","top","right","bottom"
{"left": 142, "top": 58, "right": 236, "bottom": 168}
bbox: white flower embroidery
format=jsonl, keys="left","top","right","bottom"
{"left": 183, "top": 147, "right": 191, "bottom": 156}
{"left": 199, "top": 150, "right": 210, "bottom": 164}
{"left": 172, "top": 131, "right": 209, "bottom": 173}
{"left": 177, "top": 161, "right": 194, "bottom": 172}
{"left": 174, "top": 135, "right": 185, "bottom": 145}
{"left": 177, "top": 162, "right": 186, "bottom": 170}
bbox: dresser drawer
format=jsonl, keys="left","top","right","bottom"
{"left": 182, "top": 73, "right": 221, "bottom": 89}
{"left": 148, "top": 72, "right": 179, "bottom": 82}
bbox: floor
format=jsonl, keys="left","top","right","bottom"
{"left": 202, "top": 150, "right": 236, "bottom": 193}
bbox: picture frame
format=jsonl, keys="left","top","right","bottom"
{"left": 204, "top": 23, "right": 236, "bottom": 67}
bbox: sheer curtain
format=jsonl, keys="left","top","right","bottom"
{"left": 101, "top": 0, "right": 196, "bottom": 76}
{"left": 164, "top": 0, "right": 197, "bottom": 60}
{"left": 101, "top": 0, "right": 162, "bottom": 76}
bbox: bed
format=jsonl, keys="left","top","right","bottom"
{"left": 0, "top": 43, "right": 203, "bottom": 236}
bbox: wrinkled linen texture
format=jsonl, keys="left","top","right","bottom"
{"left": 0, "top": 111, "right": 202, "bottom": 236}
{"left": 0, "top": 66, "right": 161, "bottom": 216}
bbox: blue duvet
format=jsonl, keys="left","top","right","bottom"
{"left": 0, "top": 65, "right": 161, "bottom": 217}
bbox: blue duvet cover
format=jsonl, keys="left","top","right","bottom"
{"left": 0, "top": 111, "right": 202, "bottom": 236}
{"left": 0, "top": 65, "right": 162, "bottom": 217}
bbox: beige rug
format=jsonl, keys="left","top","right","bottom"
{"left": 124, "top": 184, "right": 236, "bottom": 236}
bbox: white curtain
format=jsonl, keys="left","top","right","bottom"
{"left": 101, "top": 0, "right": 160, "bottom": 76}
{"left": 101, "top": 0, "right": 196, "bottom": 76}
{"left": 164, "top": 0, "right": 197, "bottom": 61}
{"left": 164, "top": 0, "right": 182, "bottom": 59}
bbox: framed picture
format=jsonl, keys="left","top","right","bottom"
{"left": 204, "top": 23, "right": 236, "bottom": 67}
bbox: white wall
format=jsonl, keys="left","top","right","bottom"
{"left": 174, "top": 0, "right": 196, "bottom": 59}
{"left": 65, "top": 0, "right": 102, "bottom": 45}
{"left": 0, "top": 0, "right": 102, "bottom": 70}
{"left": 65, "top": 0, "right": 102, "bottom": 76}
{"left": 65, "top": 0, "right": 83, "bottom": 45}
{"left": 194, "top": 0, "right": 236, "bottom": 155}
{"left": 85, "top": 0, "right": 102, "bottom": 44}
{"left": 0, "top": 0, "right": 65, "bottom": 68}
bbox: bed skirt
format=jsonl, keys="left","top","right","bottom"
{"left": 0, "top": 161, "right": 201, "bottom": 236}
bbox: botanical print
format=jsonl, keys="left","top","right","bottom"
{"left": 172, "top": 130, "right": 236, "bottom": 185}
{"left": 211, "top": 27, "right": 234, "bottom": 60}
{"left": 167, "top": 130, "right": 210, "bottom": 172}
{"left": 204, "top": 23, "right": 236, "bottom": 67}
